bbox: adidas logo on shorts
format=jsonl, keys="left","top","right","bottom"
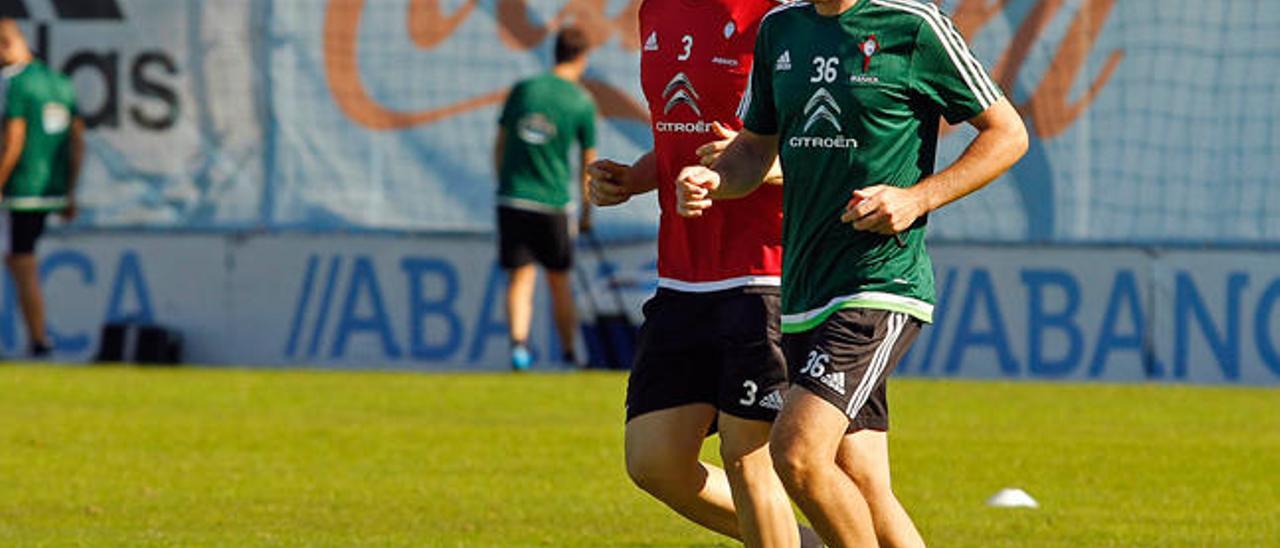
{"left": 758, "top": 390, "right": 784, "bottom": 411}
{"left": 820, "top": 371, "right": 847, "bottom": 395}
{"left": 644, "top": 32, "right": 659, "bottom": 52}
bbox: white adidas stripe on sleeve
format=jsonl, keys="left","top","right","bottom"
{"left": 872, "top": 0, "right": 1000, "bottom": 109}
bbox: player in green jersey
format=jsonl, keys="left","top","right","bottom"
{"left": 0, "top": 20, "right": 83, "bottom": 358}
{"left": 678, "top": 0, "right": 1028, "bottom": 545}
{"left": 494, "top": 27, "right": 597, "bottom": 370}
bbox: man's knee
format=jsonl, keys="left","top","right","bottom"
{"left": 839, "top": 456, "right": 892, "bottom": 500}
{"left": 769, "top": 430, "right": 823, "bottom": 492}
{"left": 624, "top": 450, "right": 656, "bottom": 491}
{"left": 718, "top": 442, "right": 752, "bottom": 476}
{"left": 624, "top": 405, "right": 719, "bottom": 498}
{"left": 625, "top": 447, "right": 688, "bottom": 497}
{"left": 837, "top": 433, "right": 895, "bottom": 498}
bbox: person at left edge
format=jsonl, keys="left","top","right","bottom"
{"left": 0, "top": 19, "right": 84, "bottom": 358}
{"left": 494, "top": 26, "right": 598, "bottom": 371}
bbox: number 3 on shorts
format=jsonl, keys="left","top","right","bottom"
{"left": 739, "top": 380, "right": 758, "bottom": 406}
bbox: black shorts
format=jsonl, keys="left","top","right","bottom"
{"left": 783, "top": 308, "right": 922, "bottom": 432}
{"left": 2, "top": 210, "right": 49, "bottom": 255}
{"left": 626, "top": 288, "right": 789, "bottom": 423}
{"left": 497, "top": 206, "right": 572, "bottom": 271}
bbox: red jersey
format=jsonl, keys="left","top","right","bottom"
{"left": 640, "top": 0, "right": 784, "bottom": 292}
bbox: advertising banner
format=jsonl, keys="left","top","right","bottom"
{"left": 23, "top": 233, "right": 1280, "bottom": 385}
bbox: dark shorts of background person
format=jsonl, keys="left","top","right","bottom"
{"left": 626, "top": 287, "right": 789, "bottom": 425}
{"left": 782, "top": 308, "right": 922, "bottom": 432}
{"left": 1, "top": 210, "right": 50, "bottom": 256}
{"left": 497, "top": 205, "right": 572, "bottom": 271}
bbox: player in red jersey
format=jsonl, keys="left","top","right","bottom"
{"left": 587, "top": 1, "right": 814, "bottom": 546}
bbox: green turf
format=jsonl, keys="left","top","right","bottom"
{"left": 1, "top": 365, "right": 1277, "bottom": 546}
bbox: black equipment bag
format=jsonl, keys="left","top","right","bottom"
{"left": 95, "top": 322, "right": 183, "bottom": 365}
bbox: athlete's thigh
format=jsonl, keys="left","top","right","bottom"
{"left": 717, "top": 411, "right": 774, "bottom": 460}
{"left": 782, "top": 308, "right": 920, "bottom": 424}
{"left": 626, "top": 403, "right": 719, "bottom": 465}
{"left": 626, "top": 291, "right": 719, "bottom": 422}
{"left": 713, "top": 291, "right": 788, "bottom": 422}
{"left": 770, "top": 385, "right": 850, "bottom": 457}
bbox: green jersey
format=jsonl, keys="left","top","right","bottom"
{"left": 742, "top": 0, "right": 1001, "bottom": 332}
{"left": 497, "top": 73, "right": 597, "bottom": 212}
{"left": 3, "top": 60, "right": 77, "bottom": 211}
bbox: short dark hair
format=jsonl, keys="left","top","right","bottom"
{"left": 554, "top": 26, "right": 590, "bottom": 64}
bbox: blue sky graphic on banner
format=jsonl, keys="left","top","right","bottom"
{"left": 10, "top": 0, "right": 1280, "bottom": 243}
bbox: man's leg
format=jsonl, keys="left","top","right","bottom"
{"left": 505, "top": 264, "right": 537, "bottom": 344}
{"left": 498, "top": 206, "right": 538, "bottom": 369}
{"left": 712, "top": 290, "right": 806, "bottom": 547}
{"left": 838, "top": 430, "right": 924, "bottom": 548}
{"left": 544, "top": 269, "right": 577, "bottom": 361}
{"left": 718, "top": 413, "right": 799, "bottom": 548}
{"left": 7, "top": 253, "right": 48, "bottom": 351}
{"left": 771, "top": 387, "right": 878, "bottom": 547}
{"left": 625, "top": 404, "right": 741, "bottom": 539}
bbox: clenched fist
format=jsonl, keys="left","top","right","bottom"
{"left": 587, "top": 159, "right": 634, "bottom": 206}
{"left": 676, "top": 166, "right": 721, "bottom": 218}
{"left": 841, "top": 185, "right": 928, "bottom": 235}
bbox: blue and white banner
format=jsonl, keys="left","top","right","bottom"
{"left": 7, "top": 0, "right": 1280, "bottom": 243}
{"left": 23, "top": 233, "right": 1280, "bottom": 385}
{"left": 907, "top": 247, "right": 1280, "bottom": 384}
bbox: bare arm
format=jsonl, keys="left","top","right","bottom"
{"left": 0, "top": 118, "right": 27, "bottom": 192}
{"left": 578, "top": 147, "right": 597, "bottom": 231}
{"left": 675, "top": 129, "right": 779, "bottom": 217}
{"left": 493, "top": 127, "right": 506, "bottom": 179}
{"left": 843, "top": 98, "right": 1028, "bottom": 234}
{"left": 67, "top": 117, "right": 84, "bottom": 192}
{"left": 696, "top": 122, "right": 783, "bottom": 185}
{"left": 61, "top": 117, "right": 84, "bottom": 220}
{"left": 910, "top": 99, "right": 1027, "bottom": 212}
{"left": 620, "top": 151, "right": 658, "bottom": 195}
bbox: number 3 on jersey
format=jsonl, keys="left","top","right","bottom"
{"left": 811, "top": 56, "right": 839, "bottom": 83}
{"left": 678, "top": 35, "right": 693, "bottom": 61}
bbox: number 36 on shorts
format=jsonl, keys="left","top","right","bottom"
{"left": 800, "top": 349, "right": 830, "bottom": 378}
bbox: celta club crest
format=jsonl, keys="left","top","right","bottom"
{"left": 860, "top": 35, "right": 879, "bottom": 72}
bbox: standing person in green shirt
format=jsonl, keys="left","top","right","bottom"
{"left": 677, "top": 0, "right": 1028, "bottom": 544}
{"left": 494, "top": 26, "right": 597, "bottom": 371}
{"left": 0, "top": 20, "right": 83, "bottom": 358}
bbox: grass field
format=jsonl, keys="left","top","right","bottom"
{"left": 1, "top": 365, "right": 1277, "bottom": 546}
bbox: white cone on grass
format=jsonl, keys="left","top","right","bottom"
{"left": 986, "top": 488, "right": 1039, "bottom": 508}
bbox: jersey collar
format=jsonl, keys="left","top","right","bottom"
{"left": 1, "top": 62, "right": 28, "bottom": 80}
